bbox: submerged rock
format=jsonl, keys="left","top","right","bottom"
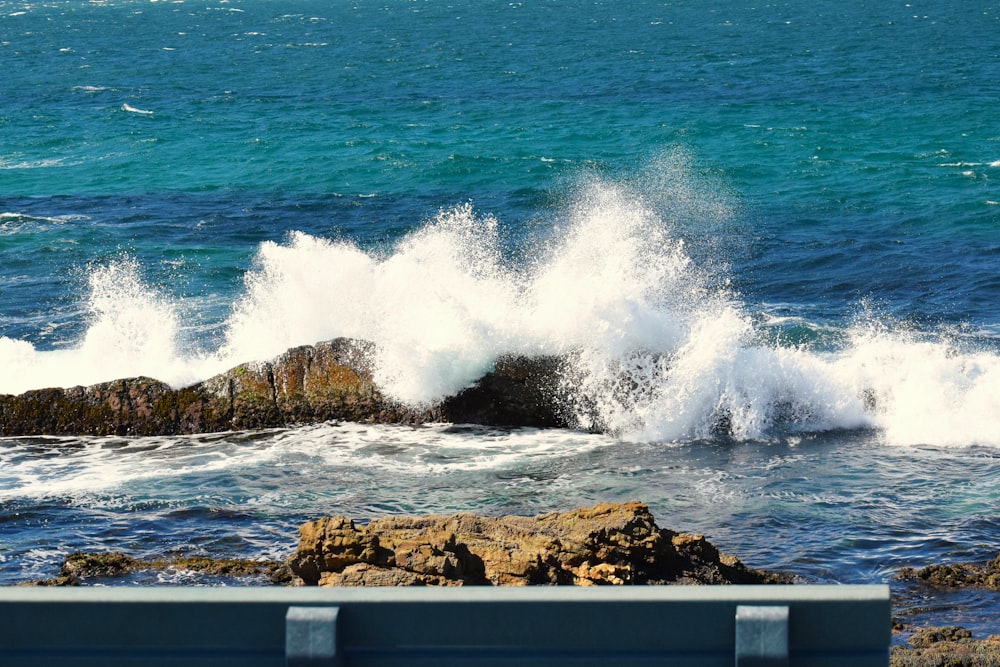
{"left": 892, "top": 558, "right": 1000, "bottom": 665}
{"left": 287, "top": 501, "right": 791, "bottom": 587}
{"left": 61, "top": 551, "right": 138, "bottom": 579}
{"left": 15, "top": 576, "right": 78, "bottom": 587}
{"left": 0, "top": 338, "right": 569, "bottom": 436}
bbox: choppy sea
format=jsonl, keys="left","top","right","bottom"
{"left": 2, "top": 0, "right": 1000, "bottom": 634}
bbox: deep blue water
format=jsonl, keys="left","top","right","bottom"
{"left": 2, "top": 0, "right": 1000, "bottom": 636}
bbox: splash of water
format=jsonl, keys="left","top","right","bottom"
{"left": 221, "top": 203, "right": 522, "bottom": 401}
{"left": 0, "top": 258, "right": 212, "bottom": 394}
{"left": 841, "top": 324, "right": 1000, "bottom": 447}
{"left": 2, "top": 163, "right": 1000, "bottom": 446}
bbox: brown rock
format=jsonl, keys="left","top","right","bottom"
{"left": 0, "top": 338, "right": 580, "bottom": 436}
{"left": 0, "top": 377, "right": 230, "bottom": 436}
{"left": 199, "top": 339, "right": 440, "bottom": 430}
{"left": 909, "top": 626, "right": 974, "bottom": 648}
{"left": 287, "top": 501, "right": 789, "bottom": 587}
{"left": 37, "top": 551, "right": 291, "bottom": 585}
{"left": 61, "top": 551, "right": 138, "bottom": 579}
{"left": 890, "top": 625, "right": 1000, "bottom": 667}
{"left": 899, "top": 554, "right": 1000, "bottom": 591}
{"left": 318, "top": 563, "right": 461, "bottom": 587}
{"left": 15, "top": 576, "right": 79, "bottom": 587}
{"left": 0, "top": 338, "right": 439, "bottom": 436}
{"left": 291, "top": 515, "right": 390, "bottom": 585}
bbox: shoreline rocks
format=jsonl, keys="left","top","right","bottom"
{"left": 0, "top": 338, "right": 571, "bottom": 436}
{"left": 898, "top": 553, "right": 1000, "bottom": 591}
{"left": 18, "top": 503, "right": 789, "bottom": 589}
{"left": 287, "top": 501, "right": 791, "bottom": 587}
{"left": 0, "top": 379, "right": 232, "bottom": 437}
{"left": 889, "top": 556, "right": 1000, "bottom": 665}
{"left": 891, "top": 626, "right": 1000, "bottom": 666}
{"left": 18, "top": 552, "right": 293, "bottom": 586}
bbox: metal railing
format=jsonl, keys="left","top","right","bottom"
{"left": 0, "top": 584, "right": 889, "bottom": 666}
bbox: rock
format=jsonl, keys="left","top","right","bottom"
{"left": 32, "top": 552, "right": 292, "bottom": 585}
{"left": 24, "top": 504, "right": 787, "bottom": 590}
{"left": 287, "top": 501, "right": 791, "bottom": 587}
{"left": 899, "top": 554, "right": 1000, "bottom": 591}
{"left": 61, "top": 551, "right": 138, "bottom": 579}
{"left": 0, "top": 338, "right": 570, "bottom": 436}
{"left": 225, "top": 338, "right": 438, "bottom": 428}
{"left": 908, "top": 626, "right": 974, "bottom": 648}
{"left": 15, "top": 576, "right": 79, "bottom": 587}
{"left": 161, "top": 557, "right": 294, "bottom": 584}
{"left": 439, "top": 354, "right": 569, "bottom": 428}
{"left": 890, "top": 625, "right": 1000, "bottom": 667}
{"left": 0, "top": 379, "right": 228, "bottom": 437}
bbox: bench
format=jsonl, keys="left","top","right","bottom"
{"left": 0, "top": 584, "right": 889, "bottom": 666}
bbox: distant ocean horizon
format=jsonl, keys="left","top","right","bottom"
{"left": 2, "top": 0, "right": 1000, "bottom": 635}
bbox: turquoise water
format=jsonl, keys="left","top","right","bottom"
{"left": 2, "top": 0, "right": 1000, "bottom": 633}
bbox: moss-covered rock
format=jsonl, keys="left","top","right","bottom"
{"left": 0, "top": 377, "right": 236, "bottom": 436}
{"left": 158, "top": 557, "right": 293, "bottom": 584}
{"left": 15, "top": 576, "right": 79, "bottom": 587}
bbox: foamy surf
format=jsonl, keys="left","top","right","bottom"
{"left": 121, "top": 103, "right": 154, "bottom": 116}
{"left": 2, "top": 169, "right": 999, "bottom": 447}
{"left": 0, "top": 423, "right": 614, "bottom": 501}
{"left": 0, "top": 258, "right": 220, "bottom": 394}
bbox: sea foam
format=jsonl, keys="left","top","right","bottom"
{"left": 2, "top": 167, "right": 999, "bottom": 447}
{"left": 0, "top": 258, "right": 213, "bottom": 394}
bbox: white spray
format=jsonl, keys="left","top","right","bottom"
{"left": 3, "top": 160, "right": 1000, "bottom": 446}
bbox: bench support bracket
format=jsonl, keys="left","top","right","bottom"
{"left": 286, "top": 606, "right": 342, "bottom": 667}
{"left": 735, "top": 604, "right": 789, "bottom": 666}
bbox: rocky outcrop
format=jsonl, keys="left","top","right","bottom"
{"left": 891, "top": 626, "right": 1000, "bottom": 666}
{"left": 286, "top": 501, "right": 790, "bottom": 587}
{"left": 17, "top": 503, "right": 786, "bottom": 589}
{"left": 891, "top": 558, "right": 1000, "bottom": 665}
{"left": 441, "top": 354, "right": 568, "bottom": 428}
{"left": 0, "top": 338, "right": 571, "bottom": 436}
{"left": 201, "top": 338, "right": 438, "bottom": 431}
{"left": 898, "top": 554, "right": 1000, "bottom": 591}
{"left": 0, "top": 378, "right": 230, "bottom": 437}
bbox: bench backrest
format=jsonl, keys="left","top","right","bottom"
{"left": 0, "top": 584, "right": 889, "bottom": 666}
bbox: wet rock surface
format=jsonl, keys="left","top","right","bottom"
{"left": 891, "top": 626, "right": 1000, "bottom": 667}
{"left": 19, "top": 552, "right": 293, "bottom": 586}
{"left": 0, "top": 379, "right": 231, "bottom": 437}
{"left": 439, "top": 354, "right": 569, "bottom": 428}
{"left": 286, "top": 501, "right": 791, "bottom": 587}
{"left": 0, "top": 338, "right": 570, "bottom": 436}
{"left": 899, "top": 554, "right": 1000, "bottom": 591}
{"left": 890, "top": 557, "right": 1000, "bottom": 666}
{"left": 16, "top": 503, "right": 788, "bottom": 589}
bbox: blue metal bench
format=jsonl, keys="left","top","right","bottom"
{"left": 0, "top": 584, "right": 889, "bottom": 666}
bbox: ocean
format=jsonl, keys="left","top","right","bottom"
{"left": 2, "top": 0, "right": 1000, "bottom": 634}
